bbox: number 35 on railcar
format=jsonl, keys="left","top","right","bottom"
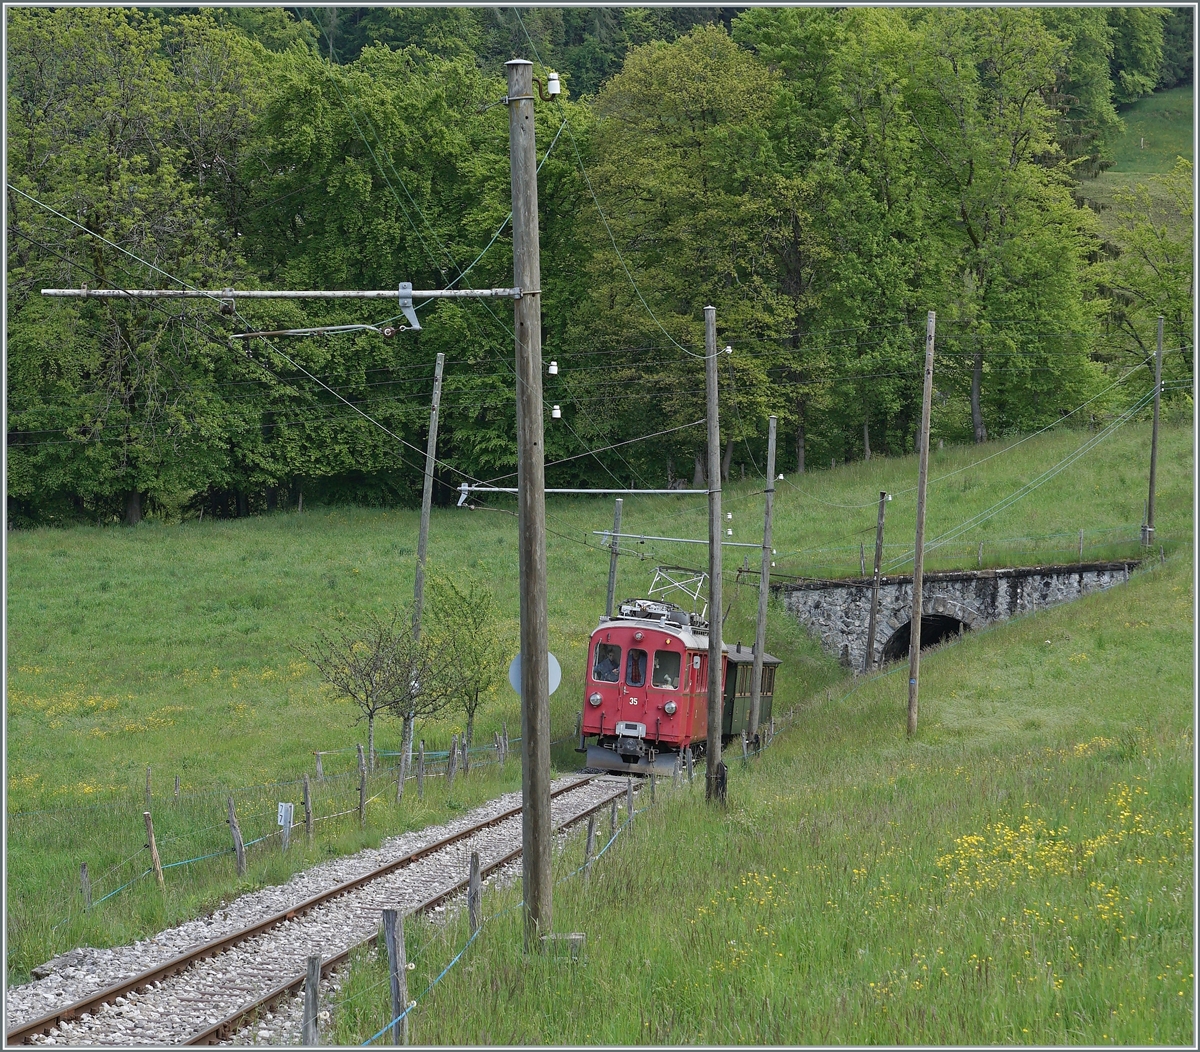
{"left": 578, "top": 598, "right": 781, "bottom": 774}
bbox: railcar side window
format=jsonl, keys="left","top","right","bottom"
{"left": 626, "top": 648, "right": 647, "bottom": 686}
{"left": 762, "top": 665, "right": 776, "bottom": 694}
{"left": 593, "top": 643, "right": 621, "bottom": 682}
{"left": 652, "top": 650, "right": 681, "bottom": 689}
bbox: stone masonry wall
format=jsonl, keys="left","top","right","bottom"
{"left": 778, "top": 562, "right": 1138, "bottom": 670}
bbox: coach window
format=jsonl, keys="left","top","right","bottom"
{"left": 652, "top": 650, "right": 681, "bottom": 689}
{"left": 626, "top": 648, "right": 647, "bottom": 687}
{"left": 593, "top": 642, "right": 621, "bottom": 682}
{"left": 761, "top": 665, "right": 776, "bottom": 694}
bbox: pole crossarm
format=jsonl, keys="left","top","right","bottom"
{"left": 463, "top": 485, "right": 707, "bottom": 497}
{"left": 591, "top": 530, "right": 760, "bottom": 549}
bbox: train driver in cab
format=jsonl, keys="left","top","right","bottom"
{"left": 594, "top": 642, "right": 621, "bottom": 682}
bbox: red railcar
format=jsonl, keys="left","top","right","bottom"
{"left": 580, "top": 598, "right": 779, "bottom": 773}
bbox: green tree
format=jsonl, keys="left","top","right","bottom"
{"left": 1108, "top": 7, "right": 1168, "bottom": 105}
{"left": 426, "top": 574, "right": 508, "bottom": 750}
{"left": 1100, "top": 159, "right": 1194, "bottom": 392}
{"left": 6, "top": 8, "right": 266, "bottom": 525}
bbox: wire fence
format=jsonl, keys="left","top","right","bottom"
{"left": 358, "top": 793, "right": 645, "bottom": 1045}
{"left": 19, "top": 733, "right": 546, "bottom": 940}
{"left": 352, "top": 702, "right": 822, "bottom": 1046}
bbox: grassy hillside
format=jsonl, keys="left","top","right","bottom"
{"left": 338, "top": 546, "right": 1194, "bottom": 1045}
{"left": 1078, "top": 85, "right": 1193, "bottom": 239}
{"left": 5, "top": 418, "right": 1192, "bottom": 981}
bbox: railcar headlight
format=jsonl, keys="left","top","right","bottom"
{"left": 589, "top": 692, "right": 603, "bottom": 707}
{"left": 664, "top": 701, "right": 677, "bottom": 715}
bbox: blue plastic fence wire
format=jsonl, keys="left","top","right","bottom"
{"left": 361, "top": 927, "right": 482, "bottom": 1045}
{"left": 161, "top": 847, "right": 234, "bottom": 870}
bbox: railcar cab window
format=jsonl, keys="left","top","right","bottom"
{"left": 626, "top": 648, "right": 647, "bottom": 687}
{"left": 653, "top": 650, "right": 681, "bottom": 689}
{"left": 593, "top": 642, "right": 621, "bottom": 682}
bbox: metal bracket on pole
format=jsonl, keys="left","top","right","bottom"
{"left": 398, "top": 282, "right": 421, "bottom": 331}
{"left": 457, "top": 482, "right": 470, "bottom": 507}
{"left": 219, "top": 287, "right": 235, "bottom": 316}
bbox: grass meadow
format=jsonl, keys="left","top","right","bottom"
{"left": 335, "top": 546, "right": 1194, "bottom": 1046}
{"left": 5, "top": 416, "right": 1193, "bottom": 991}
{"left": 1077, "top": 84, "right": 1193, "bottom": 239}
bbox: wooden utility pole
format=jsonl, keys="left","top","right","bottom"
{"left": 907, "top": 311, "right": 936, "bottom": 737}
{"left": 1143, "top": 315, "right": 1163, "bottom": 546}
{"left": 412, "top": 351, "right": 446, "bottom": 639}
{"left": 507, "top": 57, "right": 552, "bottom": 949}
{"left": 748, "top": 415, "right": 777, "bottom": 743}
{"left": 704, "top": 306, "right": 725, "bottom": 803}
{"left": 605, "top": 498, "right": 623, "bottom": 617}
{"left": 863, "top": 491, "right": 888, "bottom": 671}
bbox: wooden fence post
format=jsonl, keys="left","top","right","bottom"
{"left": 357, "top": 743, "right": 366, "bottom": 777}
{"left": 673, "top": 753, "right": 682, "bottom": 788}
{"left": 977, "top": 541, "right": 984, "bottom": 568}
{"left": 609, "top": 798, "right": 617, "bottom": 839}
{"left": 583, "top": 815, "right": 596, "bottom": 884}
{"left": 143, "top": 811, "right": 164, "bottom": 890}
{"left": 358, "top": 767, "right": 367, "bottom": 828}
{"left": 417, "top": 741, "right": 425, "bottom": 801}
{"left": 80, "top": 862, "right": 92, "bottom": 908}
{"left": 396, "top": 750, "right": 405, "bottom": 804}
{"left": 302, "top": 955, "right": 321, "bottom": 1046}
{"left": 303, "top": 774, "right": 313, "bottom": 843}
{"left": 468, "top": 851, "right": 482, "bottom": 935}
{"left": 493, "top": 731, "right": 501, "bottom": 766}
{"left": 461, "top": 737, "right": 469, "bottom": 779}
{"left": 649, "top": 774, "right": 656, "bottom": 805}
{"left": 315, "top": 752, "right": 325, "bottom": 783}
{"left": 447, "top": 734, "right": 458, "bottom": 790}
{"left": 685, "top": 747, "right": 694, "bottom": 784}
{"left": 174, "top": 774, "right": 180, "bottom": 804}
{"left": 502, "top": 721, "right": 509, "bottom": 764}
{"left": 1078, "top": 528, "right": 1085, "bottom": 562}
{"left": 626, "top": 777, "right": 634, "bottom": 829}
{"left": 382, "top": 909, "right": 410, "bottom": 1045}
{"left": 227, "top": 797, "right": 246, "bottom": 877}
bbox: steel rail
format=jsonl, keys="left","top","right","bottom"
{"left": 183, "top": 783, "right": 630, "bottom": 1045}
{"left": 6, "top": 777, "right": 599, "bottom": 1045}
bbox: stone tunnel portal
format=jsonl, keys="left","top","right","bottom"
{"left": 880, "top": 614, "right": 970, "bottom": 665}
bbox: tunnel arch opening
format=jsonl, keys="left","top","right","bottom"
{"left": 880, "top": 614, "right": 970, "bottom": 665}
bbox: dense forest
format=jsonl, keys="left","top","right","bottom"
{"left": 6, "top": 6, "right": 1193, "bottom": 527}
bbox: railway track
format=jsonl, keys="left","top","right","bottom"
{"left": 7, "top": 774, "right": 630, "bottom": 1046}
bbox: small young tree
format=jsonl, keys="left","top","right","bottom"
{"left": 298, "top": 609, "right": 454, "bottom": 770}
{"left": 426, "top": 574, "right": 508, "bottom": 750}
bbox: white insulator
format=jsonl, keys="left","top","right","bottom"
{"left": 548, "top": 360, "right": 558, "bottom": 375}
{"left": 551, "top": 405, "right": 561, "bottom": 419}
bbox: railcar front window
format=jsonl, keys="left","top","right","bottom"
{"left": 593, "top": 643, "right": 621, "bottom": 682}
{"left": 626, "top": 648, "right": 647, "bottom": 686}
{"left": 653, "top": 650, "right": 681, "bottom": 689}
